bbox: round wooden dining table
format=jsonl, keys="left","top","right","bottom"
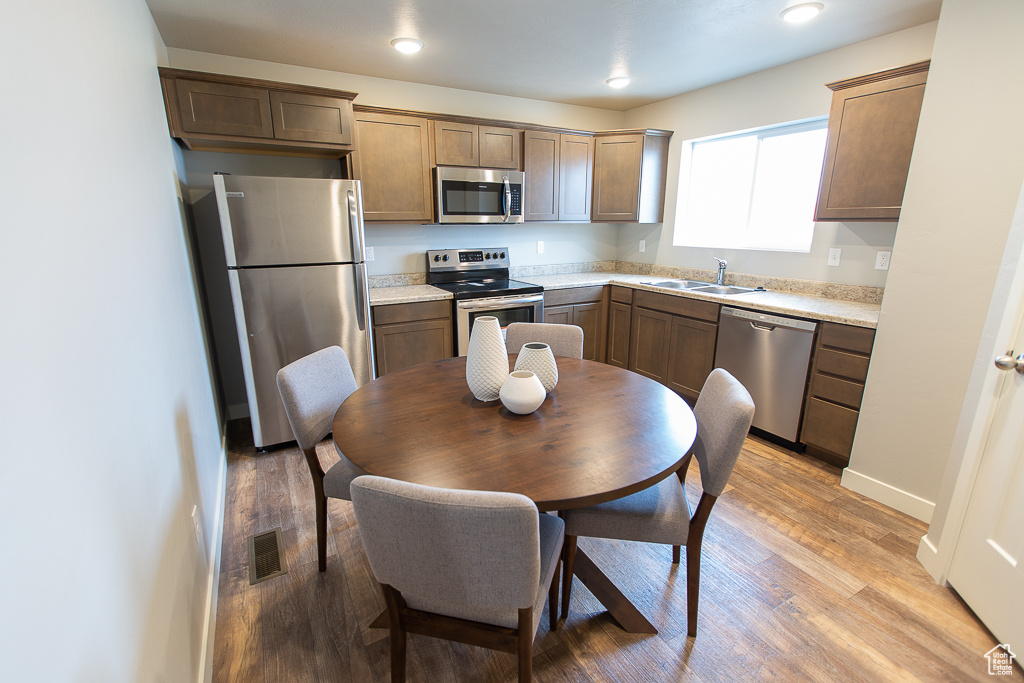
{"left": 332, "top": 354, "right": 698, "bottom": 633}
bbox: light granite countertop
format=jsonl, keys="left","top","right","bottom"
{"left": 370, "top": 272, "right": 880, "bottom": 328}
{"left": 368, "top": 284, "right": 452, "bottom": 306}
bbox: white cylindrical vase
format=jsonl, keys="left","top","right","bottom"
{"left": 465, "top": 316, "right": 509, "bottom": 402}
{"left": 513, "top": 342, "right": 558, "bottom": 393}
{"left": 499, "top": 371, "right": 547, "bottom": 415}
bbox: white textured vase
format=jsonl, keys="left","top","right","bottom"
{"left": 514, "top": 342, "right": 558, "bottom": 393}
{"left": 465, "top": 316, "right": 509, "bottom": 402}
{"left": 499, "top": 371, "right": 547, "bottom": 415}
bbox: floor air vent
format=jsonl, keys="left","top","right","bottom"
{"left": 248, "top": 528, "right": 288, "bottom": 585}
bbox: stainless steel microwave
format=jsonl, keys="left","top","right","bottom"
{"left": 435, "top": 167, "right": 524, "bottom": 224}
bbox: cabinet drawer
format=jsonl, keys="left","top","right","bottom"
{"left": 372, "top": 300, "right": 451, "bottom": 326}
{"left": 820, "top": 323, "right": 875, "bottom": 354}
{"left": 634, "top": 290, "right": 718, "bottom": 323}
{"left": 544, "top": 286, "right": 604, "bottom": 307}
{"left": 610, "top": 285, "right": 633, "bottom": 304}
{"left": 816, "top": 348, "right": 870, "bottom": 381}
{"left": 801, "top": 397, "right": 859, "bottom": 458}
{"left": 809, "top": 373, "right": 864, "bottom": 409}
{"left": 543, "top": 305, "right": 572, "bottom": 325}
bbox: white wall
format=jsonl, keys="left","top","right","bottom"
{"left": 622, "top": 22, "right": 937, "bottom": 286}
{"left": 0, "top": 1, "right": 224, "bottom": 680}
{"left": 845, "top": 0, "right": 1024, "bottom": 518}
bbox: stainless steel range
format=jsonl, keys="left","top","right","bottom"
{"left": 427, "top": 248, "right": 544, "bottom": 355}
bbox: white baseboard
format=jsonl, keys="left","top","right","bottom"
{"left": 916, "top": 533, "right": 946, "bottom": 583}
{"left": 198, "top": 442, "right": 228, "bottom": 683}
{"left": 840, "top": 467, "right": 936, "bottom": 522}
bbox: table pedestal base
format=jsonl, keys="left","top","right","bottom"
{"left": 368, "top": 551, "right": 658, "bottom": 635}
{"left": 572, "top": 548, "right": 658, "bottom": 634}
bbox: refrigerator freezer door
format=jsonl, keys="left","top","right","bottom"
{"left": 215, "top": 175, "right": 365, "bottom": 267}
{"left": 229, "top": 262, "right": 374, "bottom": 448}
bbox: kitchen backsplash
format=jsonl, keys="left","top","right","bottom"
{"left": 368, "top": 260, "right": 884, "bottom": 305}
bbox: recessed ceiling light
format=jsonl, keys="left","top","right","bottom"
{"left": 391, "top": 38, "right": 423, "bottom": 54}
{"left": 780, "top": 3, "right": 823, "bottom": 23}
{"left": 606, "top": 77, "right": 631, "bottom": 89}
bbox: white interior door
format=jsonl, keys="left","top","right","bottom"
{"left": 947, "top": 302, "right": 1024, "bottom": 649}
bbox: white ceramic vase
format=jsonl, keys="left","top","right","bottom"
{"left": 513, "top": 342, "right": 558, "bottom": 393}
{"left": 465, "top": 316, "right": 509, "bottom": 402}
{"left": 499, "top": 371, "right": 547, "bottom": 415}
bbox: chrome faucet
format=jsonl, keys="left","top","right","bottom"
{"left": 713, "top": 257, "right": 728, "bottom": 285}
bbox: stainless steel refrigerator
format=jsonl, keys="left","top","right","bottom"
{"left": 214, "top": 174, "right": 374, "bottom": 448}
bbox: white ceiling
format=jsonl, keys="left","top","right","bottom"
{"left": 146, "top": 0, "right": 941, "bottom": 111}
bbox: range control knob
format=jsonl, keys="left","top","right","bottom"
{"left": 442, "top": 254, "right": 449, "bottom": 261}
{"left": 433, "top": 254, "right": 441, "bottom": 262}
{"left": 484, "top": 253, "right": 491, "bottom": 259}
{"left": 500, "top": 251, "right": 506, "bottom": 258}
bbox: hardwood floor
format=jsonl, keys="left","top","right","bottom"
{"left": 212, "top": 421, "right": 1000, "bottom": 682}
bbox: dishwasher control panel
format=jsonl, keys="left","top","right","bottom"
{"left": 720, "top": 307, "right": 817, "bottom": 331}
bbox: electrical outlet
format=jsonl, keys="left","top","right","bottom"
{"left": 828, "top": 248, "right": 841, "bottom": 266}
{"left": 364, "top": 246, "right": 374, "bottom": 262}
{"left": 191, "top": 505, "right": 202, "bottom": 548}
{"left": 639, "top": 240, "right": 646, "bottom": 253}
{"left": 875, "top": 251, "right": 892, "bottom": 270}
{"left": 537, "top": 241, "right": 544, "bottom": 254}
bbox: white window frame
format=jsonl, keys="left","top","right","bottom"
{"left": 673, "top": 117, "right": 828, "bottom": 253}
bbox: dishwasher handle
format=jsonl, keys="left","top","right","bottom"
{"left": 720, "top": 306, "right": 817, "bottom": 333}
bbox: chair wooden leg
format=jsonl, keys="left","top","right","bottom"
{"left": 560, "top": 535, "right": 577, "bottom": 619}
{"left": 686, "top": 542, "right": 701, "bottom": 637}
{"left": 672, "top": 545, "right": 680, "bottom": 564}
{"left": 518, "top": 607, "right": 533, "bottom": 683}
{"left": 549, "top": 557, "right": 560, "bottom": 631}
{"left": 382, "top": 585, "right": 407, "bottom": 683}
{"left": 315, "top": 494, "right": 328, "bottom": 572}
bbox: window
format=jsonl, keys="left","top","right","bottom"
{"left": 674, "top": 119, "right": 828, "bottom": 252}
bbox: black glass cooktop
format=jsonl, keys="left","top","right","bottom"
{"left": 430, "top": 278, "right": 544, "bottom": 300}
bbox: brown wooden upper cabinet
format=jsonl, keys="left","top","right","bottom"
{"left": 158, "top": 68, "right": 356, "bottom": 157}
{"left": 349, "top": 110, "right": 434, "bottom": 222}
{"left": 592, "top": 130, "right": 672, "bottom": 223}
{"left": 434, "top": 121, "right": 521, "bottom": 169}
{"left": 523, "top": 131, "right": 594, "bottom": 221}
{"left": 815, "top": 61, "right": 929, "bottom": 222}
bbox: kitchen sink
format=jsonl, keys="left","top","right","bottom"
{"left": 691, "top": 285, "right": 759, "bottom": 295}
{"left": 644, "top": 279, "right": 715, "bottom": 289}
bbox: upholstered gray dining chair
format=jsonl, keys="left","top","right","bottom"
{"left": 350, "top": 475, "right": 564, "bottom": 683}
{"left": 505, "top": 322, "right": 584, "bottom": 359}
{"left": 559, "top": 368, "right": 754, "bottom": 637}
{"left": 276, "top": 346, "right": 360, "bottom": 572}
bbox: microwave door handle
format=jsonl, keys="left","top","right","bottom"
{"left": 503, "top": 176, "right": 512, "bottom": 223}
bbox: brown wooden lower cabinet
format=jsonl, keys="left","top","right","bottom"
{"left": 626, "top": 290, "right": 719, "bottom": 402}
{"left": 372, "top": 300, "right": 453, "bottom": 377}
{"left": 606, "top": 287, "right": 633, "bottom": 368}
{"left": 542, "top": 286, "right": 608, "bottom": 361}
{"left": 665, "top": 315, "right": 718, "bottom": 401}
{"left": 800, "top": 321, "right": 876, "bottom": 466}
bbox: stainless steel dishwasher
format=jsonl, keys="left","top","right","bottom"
{"left": 714, "top": 307, "right": 817, "bottom": 442}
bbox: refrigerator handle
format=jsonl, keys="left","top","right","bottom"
{"left": 347, "top": 189, "right": 368, "bottom": 332}
{"left": 347, "top": 189, "right": 365, "bottom": 259}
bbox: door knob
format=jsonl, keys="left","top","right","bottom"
{"left": 993, "top": 350, "right": 1024, "bottom": 374}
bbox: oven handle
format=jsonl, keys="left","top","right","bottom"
{"left": 456, "top": 293, "right": 544, "bottom": 312}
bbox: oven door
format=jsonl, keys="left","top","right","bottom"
{"left": 456, "top": 294, "right": 544, "bottom": 355}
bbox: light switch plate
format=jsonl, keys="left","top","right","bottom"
{"left": 876, "top": 251, "right": 892, "bottom": 270}
{"left": 364, "top": 246, "right": 375, "bottom": 262}
{"left": 537, "top": 241, "right": 544, "bottom": 254}
{"left": 828, "top": 248, "right": 841, "bottom": 266}
{"left": 639, "top": 240, "right": 646, "bottom": 253}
